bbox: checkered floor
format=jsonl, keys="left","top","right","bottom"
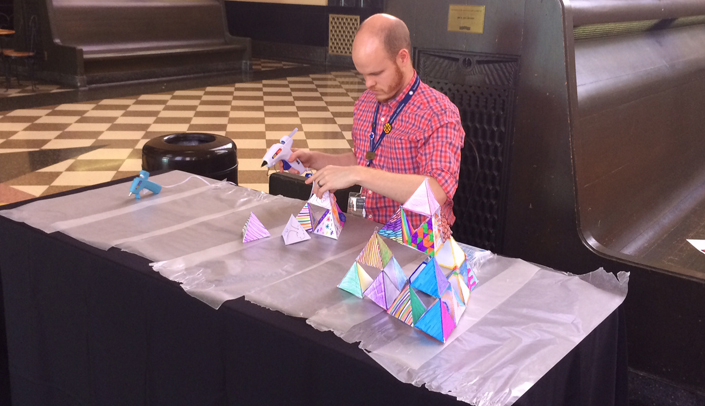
{"left": 0, "top": 65, "right": 365, "bottom": 205}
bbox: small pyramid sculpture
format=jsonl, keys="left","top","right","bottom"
{"left": 242, "top": 212, "right": 270, "bottom": 243}
{"left": 436, "top": 237, "right": 467, "bottom": 271}
{"left": 363, "top": 271, "right": 401, "bottom": 310}
{"left": 357, "top": 233, "right": 393, "bottom": 269}
{"left": 296, "top": 203, "right": 316, "bottom": 232}
{"left": 313, "top": 208, "right": 343, "bottom": 239}
{"left": 409, "top": 257, "right": 450, "bottom": 299}
{"left": 338, "top": 262, "right": 373, "bottom": 298}
{"left": 313, "top": 194, "right": 345, "bottom": 239}
{"left": 380, "top": 178, "right": 445, "bottom": 256}
{"left": 282, "top": 214, "right": 311, "bottom": 245}
{"left": 415, "top": 298, "right": 456, "bottom": 343}
{"left": 403, "top": 178, "right": 441, "bottom": 217}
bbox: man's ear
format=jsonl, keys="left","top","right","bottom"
{"left": 397, "top": 48, "right": 411, "bottom": 66}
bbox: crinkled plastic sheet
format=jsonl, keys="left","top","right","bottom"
{"left": 302, "top": 255, "right": 628, "bottom": 406}
{"left": 1, "top": 171, "right": 629, "bottom": 405}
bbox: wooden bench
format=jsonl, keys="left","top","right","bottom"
{"left": 37, "top": 0, "right": 250, "bottom": 85}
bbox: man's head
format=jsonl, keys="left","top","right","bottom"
{"left": 352, "top": 14, "right": 414, "bottom": 103}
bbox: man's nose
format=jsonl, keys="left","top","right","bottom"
{"left": 365, "top": 77, "right": 375, "bottom": 89}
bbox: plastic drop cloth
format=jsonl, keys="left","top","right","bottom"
{"left": 304, "top": 254, "right": 628, "bottom": 406}
{"left": 1, "top": 170, "right": 629, "bottom": 405}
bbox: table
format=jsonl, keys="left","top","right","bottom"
{"left": 0, "top": 177, "right": 628, "bottom": 406}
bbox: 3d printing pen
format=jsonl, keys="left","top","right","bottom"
{"left": 261, "top": 128, "right": 306, "bottom": 173}
{"left": 129, "top": 170, "right": 162, "bottom": 200}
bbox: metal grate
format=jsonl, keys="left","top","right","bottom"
{"left": 329, "top": 14, "right": 359, "bottom": 56}
{"left": 416, "top": 49, "right": 519, "bottom": 251}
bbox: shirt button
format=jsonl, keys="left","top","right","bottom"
{"left": 368, "top": 215, "right": 373, "bottom": 220}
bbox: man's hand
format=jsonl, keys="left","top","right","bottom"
{"left": 278, "top": 148, "right": 315, "bottom": 174}
{"left": 305, "top": 165, "right": 361, "bottom": 198}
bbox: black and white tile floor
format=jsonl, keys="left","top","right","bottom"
{"left": 0, "top": 58, "right": 365, "bottom": 204}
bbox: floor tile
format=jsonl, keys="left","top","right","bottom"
{"left": 51, "top": 171, "right": 117, "bottom": 186}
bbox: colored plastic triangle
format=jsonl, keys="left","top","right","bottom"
{"left": 402, "top": 178, "right": 441, "bottom": 217}
{"left": 432, "top": 211, "right": 444, "bottom": 254}
{"left": 376, "top": 234, "right": 393, "bottom": 267}
{"left": 357, "top": 263, "right": 374, "bottom": 292}
{"left": 379, "top": 209, "right": 403, "bottom": 243}
{"left": 243, "top": 212, "right": 270, "bottom": 243}
{"left": 409, "top": 258, "right": 450, "bottom": 298}
{"left": 448, "top": 271, "right": 471, "bottom": 305}
{"left": 407, "top": 214, "right": 435, "bottom": 255}
{"left": 440, "top": 299, "right": 457, "bottom": 341}
{"left": 409, "top": 287, "right": 427, "bottom": 324}
{"left": 467, "top": 265, "right": 479, "bottom": 291}
{"left": 458, "top": 260, "right": 469, "bottom": 286}
{"left": 400, "top": 208, "right": 413, "bottom": 245}
{"left": 282, "top": 214, "right": 311, "bottom": 245}
{"left": 357, "top": 232, "right": 385, "bottom": 268}
{"left": 338, "top": 262, "right": 365, "bottom": 298}
{"left": 383, "top": 272, "right": 401, "bottom": 310}
{"left": 383, "top": 257, "right": 407, "bottom": 291}
{"left": 364, "top": 272, "right": 389, "bottom": 309}
{"left": 387, "top": 285, "right": 414, "bottom": 326}
{"left": 296, "top": 203, "right": 316, "bottom": 232}
{"left": 415, "top": 300, "right": 444, "bottom": 342}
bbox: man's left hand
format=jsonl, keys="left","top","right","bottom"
{"left": 305, "top": 165, "right": 361, "bottom": 198}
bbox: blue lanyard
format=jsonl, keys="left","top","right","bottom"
{"left": 366, "top": 75, "right": 421, "bottom": 167}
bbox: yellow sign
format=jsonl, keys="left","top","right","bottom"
{"left": 448, "top": 5, "right": 485, "bottom": 34}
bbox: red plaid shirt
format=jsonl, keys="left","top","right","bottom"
{"left": 352, "top": 71, "right": 464, "bottom": 226}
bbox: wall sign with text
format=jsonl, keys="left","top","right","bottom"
{"left": 448, "top": 5, "right": 485, "bottom": 34}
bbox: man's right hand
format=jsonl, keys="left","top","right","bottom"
{"left": 279, "top": 148, "right": 314, "bottom": 174}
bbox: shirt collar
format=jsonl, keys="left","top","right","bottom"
{"left": 380, "top": 70, "right": 418, "bottom": 108}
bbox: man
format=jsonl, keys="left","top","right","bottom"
{"left": 285, "top": 13, "right": 464, "bottom": 233}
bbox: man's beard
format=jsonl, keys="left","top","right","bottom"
{"left": 375, "top": 65, "right": 405, "bottom": 103}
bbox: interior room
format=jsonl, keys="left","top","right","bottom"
{"left": 0, "top": 1, "right": 704, "bottom": 405}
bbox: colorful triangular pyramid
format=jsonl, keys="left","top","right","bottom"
{"left": 357, "top": 232, "right": 393, "bottom": 269}
{"left": 338, "top": 262, "right": 373, "bottom": 298}
{"left": 402, "top": 178, "right": 441, "bottom": 217}
{"left": 296, "top": 203, "right": 316, "bottom": 232}
{"left": 313, "top": 208, "right": 343, "bottom": 239}
{"left": 409, "top": 258, "right": 450, "bottom": 298}
{"left": 379, "top": 209, "right": 403, "bottom": 243}
{"left": 436, "top": 237, "right": 467, "bottom": 270}
{"left": 243, "top": 212, "right": 270, "bottom": 243}
{"left": 282, "top": 214, "right": 311, "bottom": 245}
{"left": 415, "top": 299, "right": 456, "bottom": 343}
{"left": 364, "top": 271, "right": 400, "bottom": 310}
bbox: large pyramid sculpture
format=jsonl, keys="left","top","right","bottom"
{"left": 338, "top": 179, "right": 480, "bottom": 343}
